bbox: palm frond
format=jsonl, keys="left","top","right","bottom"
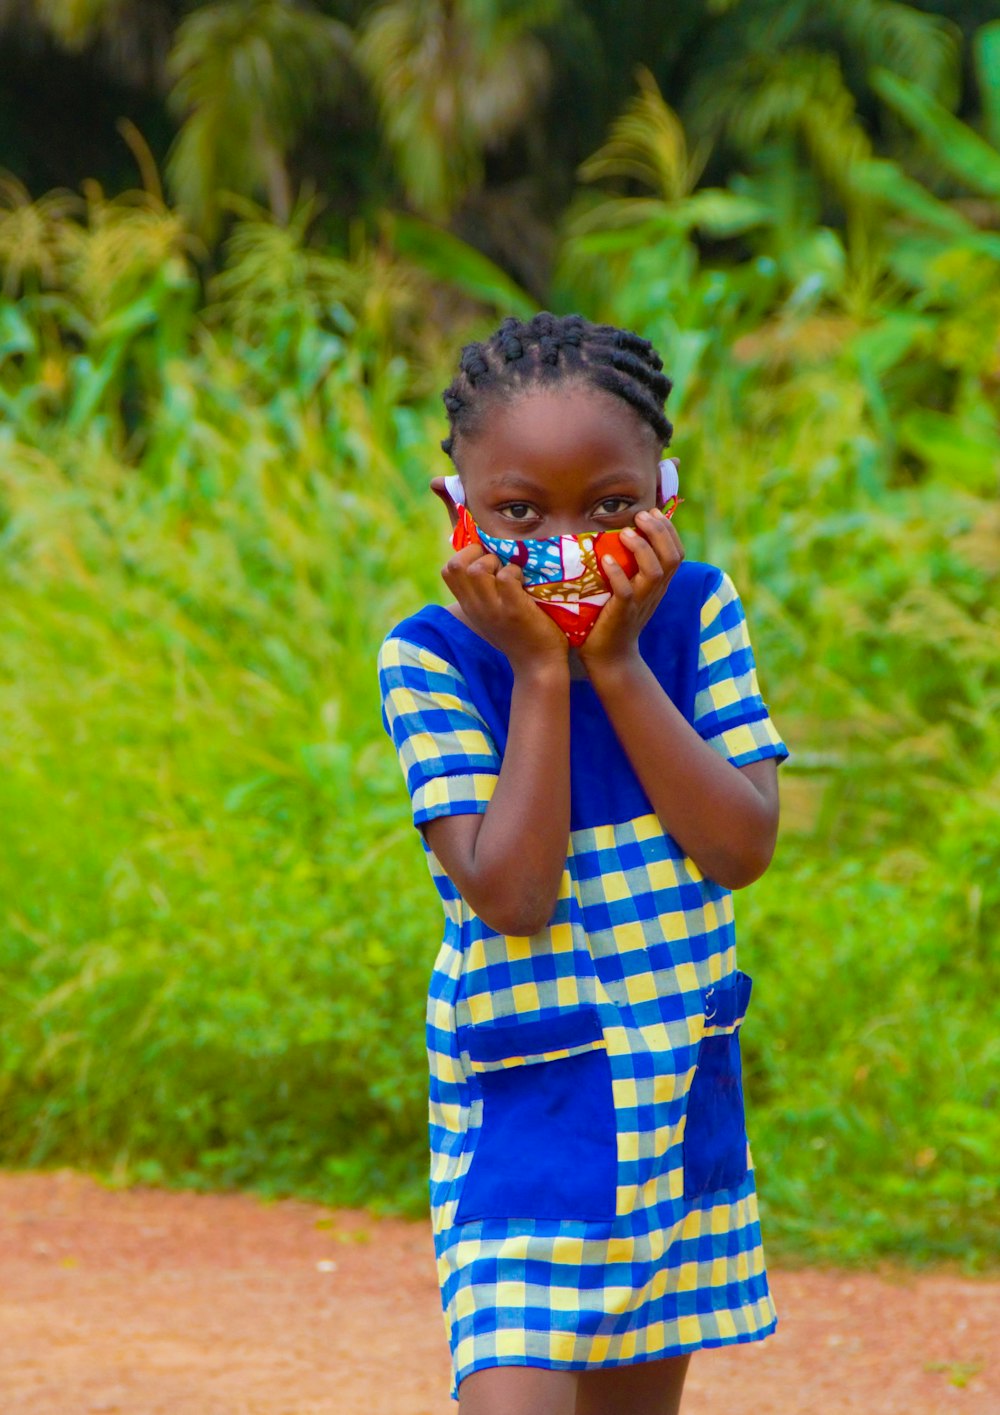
{"left": 56, "top": 181, "right": 192, "bottom": 324}
{"left": 209, "top": 194, "right": 362, "bottom": 339}
{"left": 358, "top": 0, "right": 560, "bottom": 222}
{"left": 577, "top": 66, "right": 709, "bottom": 202}
{"left": 358, "top": 1, "right": 475, "bottom": 221}
{"left": 166, "top": 0, "right": 353, "bottom": 238}
{"left": 827, "top": 0, "right": 960, "bottom": 103}
{"left": 696, "top": 49, "right": 874, "bottom": 210}
{"left": 0, "top": 173, "right": 83, "bottom": 296}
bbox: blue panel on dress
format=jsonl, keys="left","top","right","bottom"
{"left": 683, "top": 971, "right": 753, "bottom": 1198}
{"left": 454, "top": 1042, "right": 618, "bottom": 1225}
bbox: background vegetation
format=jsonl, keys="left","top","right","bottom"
{"left": 0, "top": 1, "right": 997, "bottom": 1270}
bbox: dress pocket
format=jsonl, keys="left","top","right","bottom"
{"left": 682, "top": 971, "right": 753, "bottom": 1200}
{"left": 454, "top": 1005, "right": 618, "bottom": 1224}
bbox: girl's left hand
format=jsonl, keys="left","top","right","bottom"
{"left": 577, "top": 507, "right": 685, "bottom": 671}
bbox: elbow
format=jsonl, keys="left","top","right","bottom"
{"left": 705, "top": 841, "right": 776, "bottom": 891}
{"left": 715, "top": 806, "right": 780, "bottom": 889}
{"left": 725, "top": 864, "right": 765, "bottom": 891}
{"left": 474, "top": 885, "right": 558, "bottom": 938}
{"left": 479, "top": 905, "right": 555, "bottom": 938}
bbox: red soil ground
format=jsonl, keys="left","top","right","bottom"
{"left": 0, "top": 1170, "right": 995, "bottom": 1414}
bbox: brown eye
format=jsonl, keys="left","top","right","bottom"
{"left": 500, "top": 503, "right": 537, "bottom": 521}
{"left": 596, "top": 497, "right": 632, "bottom": 516}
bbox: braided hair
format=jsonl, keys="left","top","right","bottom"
{"left": 440, "top": 312, "right": 673, "bottom": 460}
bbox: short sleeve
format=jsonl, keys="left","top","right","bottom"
{"left": 377, "top": 633, "right": 501, "bottom": 828}
{"left": 691, "top": 569, "right": 789, "bottom": 768}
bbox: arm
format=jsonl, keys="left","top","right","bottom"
{"left": 579, "top": 507, "right": 781, "bottom": 890}
{"left": 424, "top": 660, "right": 569, "bottom": 935}
{"left": 423, "top": 545, "right": 572, "bottom": 936}
{"left": 584, "top": 658, "right": 779, "bottom": 888}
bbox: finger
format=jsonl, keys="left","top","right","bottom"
{"left": 494, "top": 568, "right": 534, "bottom": 611}
{"left": 452, "top": 568, "right": 502, "bottom": 623}
{"left": 442, "top": 542, "right": 487, "bottom": 578}
{"left": 442, "top": 548, "right": 501, "bottom": 607}
{"left": 602, "top": 553, "right": 634, "bottom": 600}
{"left": 664, "top": 508, "right": 684, "bottom": 544}
{"left": 454, "top": 542, "right": 488, "bottom": 565}
{"left": 634, "top": 509, "right": 683, "bottom": 569}
{"left": 622, "top": 526, "right": 664, "bottom": 581}
{"left": 495, "top": 567, "right": 545, "bottom": 618}
{"left": 467, "top": 551, "right": 502, "bottom": 576}
{"left": 658, "top": 511, "right": 685, "bottom": 560}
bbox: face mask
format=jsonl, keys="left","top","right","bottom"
{"left": 445, "top": 460, "right": 683, "bottom": 647}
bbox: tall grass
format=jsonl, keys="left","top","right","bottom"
{"left": 0, "top": 177, "right": 997, "bottom": 1266}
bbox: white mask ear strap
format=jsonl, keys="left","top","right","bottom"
{"left": 443, "top": 473, "right": 466, "bottom": 506}
{"left": 658, "top": 458, "right": 679, "bottom": 506}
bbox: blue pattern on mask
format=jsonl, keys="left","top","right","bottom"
{"left": 473, "top": 527, "right": 571, "bottom": 586}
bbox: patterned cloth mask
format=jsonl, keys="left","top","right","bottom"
{"left": 446, "top": 460, "right": 683, "bottom": 647}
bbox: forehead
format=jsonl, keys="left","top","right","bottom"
{"left": 456, "top": 383, "right": 656, "bottom": 485}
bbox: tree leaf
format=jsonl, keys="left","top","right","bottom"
{"left": 385, "top": 212, "right": 534, "bottom": 316}
{"left": 871, "top": 66, "right": 1000, "bottom": 199}
{"left": 849, "top": 157, "right": 975, "bottom": 236}
{"left": 973, "top": 20, "right": 1000, "bottom": 152}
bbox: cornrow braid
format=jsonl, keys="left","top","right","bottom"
{"left": 440, "top": 311, "right": 673, "bottom": 459}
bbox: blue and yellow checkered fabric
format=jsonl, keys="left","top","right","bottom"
{"left": 378, "top": 561, "right": 789, "bottom": 1400}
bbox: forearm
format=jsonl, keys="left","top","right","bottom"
{"left": 453, "top": 660, "right": 571, "bottom": 934}
{"left": 589, "top": 655, "right": 775, "bottom": 888}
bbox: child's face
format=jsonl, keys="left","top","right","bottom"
{"left": 434, "top": 384, "right": 661, "bottom": 538}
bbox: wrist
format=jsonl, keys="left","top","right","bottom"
{"left": 583, "top": 649, "right": 650, "bottom": 695}
{"left": 511, "top": 652, "right": 571, "bottom": 690}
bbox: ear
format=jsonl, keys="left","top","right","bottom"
{"left": 430, "top": 474, "right": 462, "bottom": 530}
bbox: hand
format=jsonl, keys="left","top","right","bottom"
{"left": 577, "top": 507, "right": 685, "bottom": 672}
{"left": 441, "top": 543, "right": 569, "bottom": 676}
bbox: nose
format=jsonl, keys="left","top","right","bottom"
{"left": 544, "top": 511, "right": 590, "bottom": 537}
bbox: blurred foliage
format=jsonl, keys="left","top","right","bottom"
{"left": 357, "top": 0, "right": 563, "bottom": 223}
{"left": 0, "top": 6, "right": 997, "bottom": 1269}
{"left": 0, "top": 0, "right": 994, "bottom": 270}
{"left": 165, "top": 0, "right": 354, "bottom": 240}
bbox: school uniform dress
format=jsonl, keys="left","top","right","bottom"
{"left": 377, "top": 559, "right": 790, "bottom": 1401}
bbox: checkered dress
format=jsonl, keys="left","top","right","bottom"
{"left": 377, "top": 559, "right": 789, "bottom": 1401}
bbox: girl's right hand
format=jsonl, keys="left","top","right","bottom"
{"left": 441, "top": 544, "right": 569, "bottom": 675}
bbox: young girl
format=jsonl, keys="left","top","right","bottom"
{"left": 377, "top": 311, "right": 789, "bottom": 1415}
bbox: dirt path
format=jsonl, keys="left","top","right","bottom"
{"left": 0, "top": 1171, "right": 995, "bottom": 1414}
